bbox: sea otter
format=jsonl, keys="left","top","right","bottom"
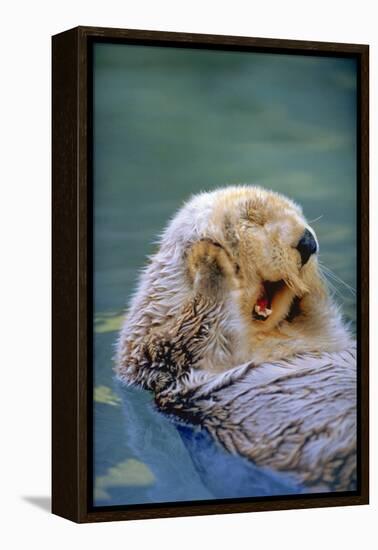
{"left": 115, "top": 186, "right": 356, "bottom": 492}
{"left": 116, "top": 185, "right": 353, "bottom": 392}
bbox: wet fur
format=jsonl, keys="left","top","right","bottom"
{"left": 115, "top": 186, "right": 356, "bottom": 490}
{"left": 116, "top": 185, "right": 352, "bottom": 387}
{"left": 155, "top": 346, "right": 357, "bottom": 491}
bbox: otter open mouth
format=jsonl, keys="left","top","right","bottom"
{"left": 253, "top": 280, "right": 286, "bottom": 321}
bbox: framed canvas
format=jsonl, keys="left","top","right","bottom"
{"left": 52, "top": 26, "right": 369, "bottom": 523}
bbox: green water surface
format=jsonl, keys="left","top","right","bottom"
{"left": 93, "top": 43, "right": 357, "bottom": 506}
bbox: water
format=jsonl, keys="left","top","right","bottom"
{"left": 93, "top": 43, "right": 357, "bottom": 506}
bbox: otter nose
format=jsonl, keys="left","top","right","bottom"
{"left": 296, "top": 229, "right": 317, "bottom": 266}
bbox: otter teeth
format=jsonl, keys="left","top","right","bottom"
{"left": 254, "top": 304, "right": 272, "bottom": 318}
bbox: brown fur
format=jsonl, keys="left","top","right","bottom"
{"left": 115, "top": 186, "right": 355, "bottom": 490}
{"left": 117, "top": 185, "right": 351, "bottom": 386}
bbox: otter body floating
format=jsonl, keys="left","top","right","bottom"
{"left": 155, "top": 346, "right": 356, "bottom": 492}
{"left": 116, "top": 186, "right": 356, "bottom": 491}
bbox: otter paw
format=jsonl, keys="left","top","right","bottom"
{"left": 186, "top": 240, "right": 236, "bottom": 296}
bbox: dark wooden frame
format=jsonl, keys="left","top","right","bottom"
{"left": 52, "top": 25, "right": 369, "bottom": 523}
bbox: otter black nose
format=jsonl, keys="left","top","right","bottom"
{"left": 296, "top": 229, "right": 317, "bottom": 266}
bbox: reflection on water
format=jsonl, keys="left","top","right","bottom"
{"left": 94, "top": 381, "right": 304, "bottom": 506}
{"left": 93, "top": 43, "right": 357, "bottom": 506}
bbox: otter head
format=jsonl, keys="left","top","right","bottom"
{"left": 211, "top": 187, "right": 324, "bottom": 332}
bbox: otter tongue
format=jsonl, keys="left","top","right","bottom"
{"left": 256, "top": 296, "right": 269, "bottom": 310}
{"left": 254, "top": 287, "right": 273, "bottom": 318}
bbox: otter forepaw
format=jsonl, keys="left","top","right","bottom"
{"left": 186, "top": 239, "right": 237, "bottom": 297}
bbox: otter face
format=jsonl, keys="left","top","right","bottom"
{"left": 213, "top": 187, "right": 323, "bottom": 332}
